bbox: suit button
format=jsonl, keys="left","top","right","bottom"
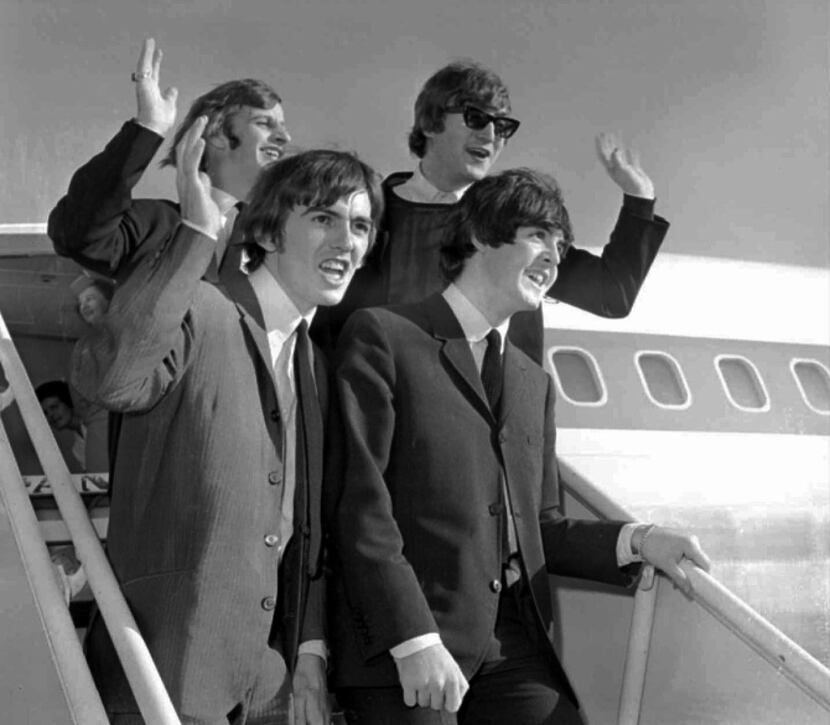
{"left": 489, "top": 579, "right": 502, "bottom": 593}
{"left": 270, "top": 408, "right": 280, "bottom": 422}
{"left": 264, "top": 534, "right": 279, "bottom": 547}
{"left": 261, "top": 596, "right": 276, "bottom": 611}
{"left": 498, "top": 433, "right": 507, "bottom": 443}
{"left": 268, "top": 471, "right": 282, "bottom": 486}
{"left": 488, "top": 503, "right": 503, "bottom": 515}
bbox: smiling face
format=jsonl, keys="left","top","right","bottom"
{"left": 77, "top": 286, "right": 109, "bottom": 326}
{"left": 262, "top": 190, "right": 373, "bottom": 314}
{"left": 208, "top": 104, "right": 291, "bottom": 196}
{"left": 474, "top": 225, "right": 566, "bottom": 322}
{"left": 40, "top": 396, "right": 74, "bottom": 431}
{"left": 422, "top": 106, "right": 507, "bottom": 190}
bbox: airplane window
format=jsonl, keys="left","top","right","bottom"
{"left": 549, "top": 348, "right": 606, "bottom": 406}
{"left": 791, "top": 359, "right": 830, "bottom": 414}
{"left": 715, "top": 355, "right": 770, "bottom": 412}
{"left": 635, "top": 352, "right": 691, "bottom": 408}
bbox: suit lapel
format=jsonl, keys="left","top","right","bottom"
{"left": 425, "top": 294, "right": 494, "bottom": 423}
{"left": 221, "top": 267, "right": 279, "bottom": 392}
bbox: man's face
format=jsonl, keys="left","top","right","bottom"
{"left": 77, "top": 287, "right": 109, "bottom": 326}
{"left": 216, "top": 104, "right": 291, "bottom": 184}
{"left": 40, "top": 396, "right": 73, "bottom": 431}
{"left": 424, "top": 105, "right": 508, "bottom": 187}
{"left": 476, "top": 226, "right": 566, "bottom": 318}
{"left": 264, "top": 190, "right": 374, "bottom": 314}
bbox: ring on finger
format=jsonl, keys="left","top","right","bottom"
{"left": 131, "top": 70, "right": 152, "bottom": 82}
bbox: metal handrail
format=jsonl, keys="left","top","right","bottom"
{"left": 0, "top": 426, "right": 109, "bottom": 724}
{"left": 0, "top": 312, "right": 180, "bottom": 724}
{"left": 558, "top": 459, "right": 830, "bottom": 721}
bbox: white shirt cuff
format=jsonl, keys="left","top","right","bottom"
{"left": 617, "top": 522, "right": 642, "bottom": 566}
{"left": 390, "top": 633, "right": 442, "bottom": 659}
{"left": 298, "top": 639, "right": 327, "bottom": 664}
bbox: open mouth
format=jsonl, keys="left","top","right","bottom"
{"left": 261, "top": 147, "right": 283, "bottom": 161}
{"left": 466, "top": 147, "right": 491, "bottom": 161}
{"left": 525, "top": 269, "right": 549, "bottom": 289}
{"left": 319, "top": 259, "right": 350, "bottom": 283}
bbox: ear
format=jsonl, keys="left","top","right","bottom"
{"left": 257, "top": 236, "right": 279, "bottom": 253}
{"left": 205, "top": 129, "right": 230, "bottom": 151}
{"left": 470, "top": 234, "right": 486, "bottom": 253}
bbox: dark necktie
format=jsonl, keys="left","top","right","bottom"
{"left": 480, "top": 330, "right": 521, "bottom": 585}
{"left": 481, "top": 329, "right": 503, "bottom": 415}
{"left": 293, "top": 320, "right": 323, "bottom": 570}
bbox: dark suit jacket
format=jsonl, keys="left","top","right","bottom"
{"left": 71, "top": 225, "right": 326, "bottom": 719}
{"left": 316, "top": 172, "right": 670, "bottom": 362}
{"left": 48, "top": 120, "right": 179, "bottom": 282}
{"left": 328, "top": 294, "right": 636, "bottom": 697}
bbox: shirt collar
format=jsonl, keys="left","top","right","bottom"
{"left": 211, "top": 187, "right": 240, "bottom": 217}
{"left": 442, "top": 283, "right": 509, "bottom": 351}
{"left": 247, "top": 264, "right": 316, "bottom": 339}
{"left": 395, "top": 164, "right": 471, "bottom": 204}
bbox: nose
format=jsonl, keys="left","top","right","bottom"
{"left": 475, "top": 121, "right": 496, "bottom": 142}
{"left": 271, "top": 123, "right": 291, "bottom": 145}
{"left": 330, "top": 223, "right": 356, "bottom": 252}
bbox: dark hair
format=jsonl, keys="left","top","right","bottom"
{"left": 35, "top": 380, "right": 74, "bottom": 409}
{"left": 440, "top": 168, "right": 574, "bottom": 282}
{"left": 160, "top": 79, "right": 281, "bottom": 169}
{"left": 239, "top": 149, "right": 385, "bottom": 271}
{"left": 408, "top": 60, "right": 511, "bottom": 158}
{"left": 77, "top": 279, "right": 115, "bottom": 302}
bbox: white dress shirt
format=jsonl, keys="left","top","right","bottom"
{"left": 247, "top": 264, "right": 325, "bottom": 662}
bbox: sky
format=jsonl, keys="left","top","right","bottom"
{"left": 1, "top": 0, "right": 827, "bottom": 268}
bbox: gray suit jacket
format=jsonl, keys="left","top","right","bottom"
{"left": 72, "top": 226, "right": 326, "bottom": 719}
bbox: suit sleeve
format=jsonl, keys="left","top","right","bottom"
{"left": 48, "top": 120, "right": 170, "bottom": 277}
{"left": 70, "top": 225, "right": 215, "bottom": 412}
{"left": 548, "top": 195, "right": 669, "bottom": 318}
{"left": 332, "top": 310, "right": 439, "bottom": 661}
{"left": 539, "top": 377, "right": 637, "bottom": 587}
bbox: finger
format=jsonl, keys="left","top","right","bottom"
{"left": 685, "top": 537, "right": 712, "bottom": 572}
{"left": 665, "top": 564, "right": 691, "bottom": 594}
{"left": 402, "top": 685, "right": 417, "bottom": 708}
{"left": 162, "top": 86, "right": 178, "bottom": 104}
{"left": 444, "top": 679, "right": 462, "bottom": 713}
{"left": 416, "top": 686, "right": 431, "bottom": 708}
{"left": 291, "top": 694, "right": 306, "bottom": 725}
{"left": 178, "top": 116, "right": 208, "bottom": 170}
{"left": 293, "top": 691, "right": 305, "bottom": 725}
{"left": 136, "top": 38, "right": 154, "bottom": 76}
{"left": 428, "top": 683, "right": 445, "bottom": 711}
{"left": 595, "top": 133, "right": 614, "bottom": 165}
{"left": 152, "top": 46, "right": 162, "bottom": 82}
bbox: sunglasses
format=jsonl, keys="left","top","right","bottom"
{"left": 444, "top": 105, "right": 521, "bottom": 140}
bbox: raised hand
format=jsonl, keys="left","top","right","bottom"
{"left": 175, "top": 116, "right": 222, "bottom": 237}
{"left": 595, "top": 132, "right": 655, "bottom": 199}
{"left": 133, "top": 38, "right": 178, "bottom": 136}
{"left": 394, "top": 642, "right": 469, "bottom": 712}
{"left": 641, "top": 526, "right": 712, "bottom": 594}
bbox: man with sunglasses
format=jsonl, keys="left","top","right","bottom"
{"left": 319, "top": 61, "right": 668, "bottom": 365}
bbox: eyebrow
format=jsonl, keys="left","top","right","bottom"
{"left": 303, "top": 205, "right": 374, "bottom": 225}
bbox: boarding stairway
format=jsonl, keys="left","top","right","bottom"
{"left": 0, "top": 311, "right": 180, "bottom": 723}
{"left": 0, "top": 307, "right": 829, "bottom": 723}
